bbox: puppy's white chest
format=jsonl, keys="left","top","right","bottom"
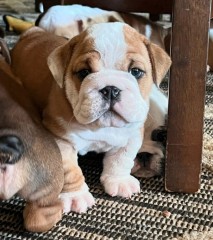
{"left": 68, "top": 126, "right": 136, "bottom": 155}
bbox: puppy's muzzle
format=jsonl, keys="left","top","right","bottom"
{"left": 0, "top": 135, "right": 24, "bottom": 164}
{"left": 99, "top": 85, "right": 121, "bottom": 105}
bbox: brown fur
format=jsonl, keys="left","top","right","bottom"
{"left": 0, "top": 55, "right": 64, "bottom": 232}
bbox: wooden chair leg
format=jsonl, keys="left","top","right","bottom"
{"left": 165, "top": 0, "right": 211, "bottom": 193}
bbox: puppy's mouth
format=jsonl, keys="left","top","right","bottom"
{"left": 99, "top": 108, "right": 129, "bottom": 127}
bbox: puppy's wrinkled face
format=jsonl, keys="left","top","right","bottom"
{"left": 48, "top": 23, "right": 171, "bottom": 128}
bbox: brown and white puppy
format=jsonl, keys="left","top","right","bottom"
{"left": 132, "top": 85, "right": 168, "bottom": 178}
{"left": 36, "top": 4, "right": 169, "bottom": 50}
{"left": 36, "top": 4, "right": 170, "bottom": 178}
{"left": 0, "top": 48, "right": 64, "bottom": 232}
{"left": 11, "top": 23, "right": 171, "bottom": 213}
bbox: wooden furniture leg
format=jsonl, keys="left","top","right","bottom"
{"left": 165, "top": 0, "right": 211, "bottom": 193}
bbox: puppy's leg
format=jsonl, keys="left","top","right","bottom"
{"left": 57, "top": 139, "right": 95, "bottom": 213}
{"left": 100, "top": 131, "right": 142, "bottom": 198}
{"left": 23, "top": 199, "right": 63, "bottom": 232}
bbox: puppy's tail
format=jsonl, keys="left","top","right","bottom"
{"left": 0, "top": 135, "right": 24, "bottom": 164}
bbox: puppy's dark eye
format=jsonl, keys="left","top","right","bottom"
{"left": 77, "top": 69, "right": 91, "bottom": 80}
{"left": 129, "top": 68, "right": 145, "bottom": 80}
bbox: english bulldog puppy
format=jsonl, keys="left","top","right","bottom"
{"left": 132, "top": 85, "right": 168, "bottom": 178}
{"left": 36, "top": 4, "right": 170, "bottom": 178}
{"left": 0, "top": 47, "right": 64, "bottom": 232}
{"left": 11, "top": 23, "right": 171, "bottom": 213}
{"left": 36, "top": 4, "right": 169, "bottom": 50}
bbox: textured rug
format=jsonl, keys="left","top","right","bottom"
{"left": 0, "top": 1, "right": 212, "bottom": 240}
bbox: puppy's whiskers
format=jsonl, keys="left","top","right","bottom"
{"left": 68, "top": 115, "right": 75, "bottom": 123}
{"left": 127, "top": 120, "right": 144, "bottom": 124}
{"left": 148, "top": 112, "right": 158, "bottom": 124}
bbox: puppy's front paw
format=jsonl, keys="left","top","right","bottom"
{"left": 59, "top": 183, "right": 95, "bottom": 213}
{"left": 101, "top": 175, "right": 140, "bottom": 198}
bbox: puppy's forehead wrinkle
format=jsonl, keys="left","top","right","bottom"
{"left": 88, "top": 23, "right": 127, "bottom": 68}
{"left": 71, "top": 50, "right": 101, "bottom": 71}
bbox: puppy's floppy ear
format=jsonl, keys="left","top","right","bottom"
{"left": 47, "top": 37, "right": 78, "bottom": 88}
{"left": 47, "top": 42, "right": 70, "bottom": 88}
{"left": 144, "top": 39, "right": 171, "bottom": 86}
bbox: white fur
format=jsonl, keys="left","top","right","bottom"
{"left": 209, "top": 28, "right": 213, "bottom": 40}
{"left": 89, "top": 23, "right": 127, "bottom": 68}
{"left": 59, "top": 183, "right": 95, "bottom": 213}
{"left": 0, "top": 164, "right": 25, "bottom": 199}
{"left": 148, "top": 85, "right": 167, "bottom": 129}
{"left": 101, "top": 175, "right": 140, "bottom": 197}
{"left": 138, "top": 85, "right": 167, "bottom": 174}
{"left": 131, "top": 85, "right": 168, "bottom": 178}
{"left": 68, "top": 122, "right": 141, "bottom": 156}
{"left": 39, "top": 5, "right": 108, "bottom": 35}
{"left": 145, "top": 24, "right": 152, "bottom": 39}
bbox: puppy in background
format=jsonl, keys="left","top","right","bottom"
{"left": 132, "top": 85, "right": 168, "bottom": 178}
{"left": 36, "top": 4, "right": 169, "bottom": 50}
{"left": 11, "top": 23, "right": 171, "bottom": 213}
{"left": 0, "top": 40, "right": 64, "bottom": 232}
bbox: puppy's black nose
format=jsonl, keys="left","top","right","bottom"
{"left": 99, "top": 86, "right": 121, "bottom": 101}
{"left": 0, "top": 135, "right": 24, "bottom": 164}
{"left": 137, "top": 152, "right": 152, "bottom": 167}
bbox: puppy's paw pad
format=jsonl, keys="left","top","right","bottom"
{"left": 59, "top": 183, "right": 95, "bottom": 213}
{"left": 101, "top": 175, "right": 140, "bottom": 198}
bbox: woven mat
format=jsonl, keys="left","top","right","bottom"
{"left": 0, "top": 1, "right": 213, "bottom": 239}
{"left": 1, "top": 159, "right": 213, "bottom": 240}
